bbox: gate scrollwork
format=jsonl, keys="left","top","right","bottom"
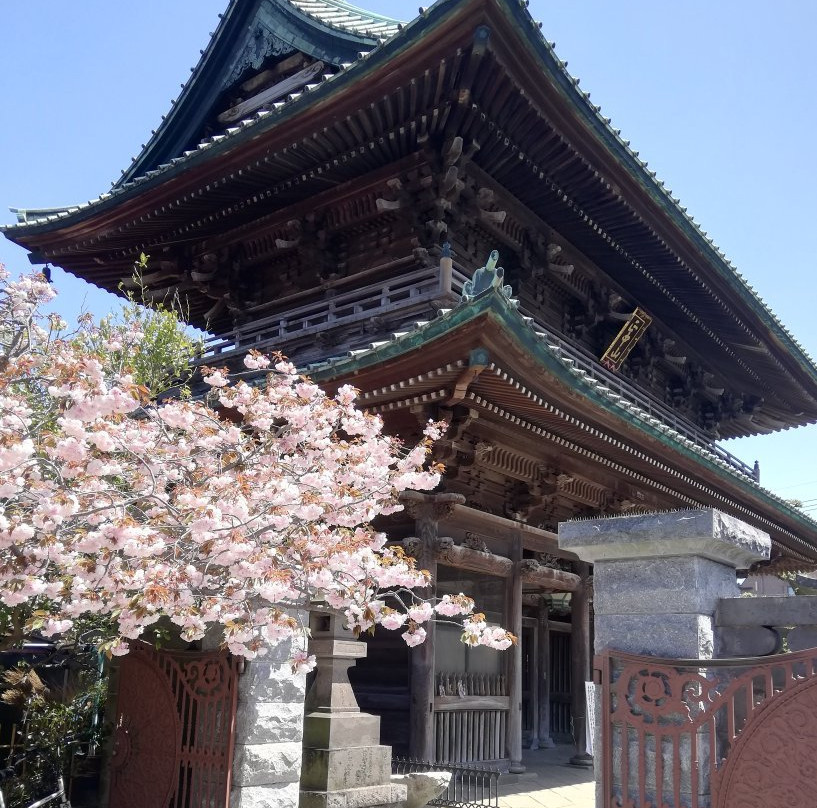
{"left": 109, "top": 643, "right": 239, "bottom": 808}
{"left": 597, "top": 646, "right": 817, "bottom": 808}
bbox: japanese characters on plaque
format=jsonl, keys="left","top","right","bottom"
{"left": 600, "top": 307, "right": 653, "bottom": 371}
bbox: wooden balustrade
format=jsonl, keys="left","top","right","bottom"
{"left": 196, "top": 264, "right": 468, "bottom": 364}
{"left": 434, "top": 672, "right": 508, "bottom": 763}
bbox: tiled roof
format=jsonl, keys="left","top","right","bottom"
{"left": 288, "top": 0, "right": 401, "bottom": 40}
{"left": 304, "top": 280, "right": 817, "bottom": 557}
{"left": 3, "top": 0, "right": 815, "bottom": 381}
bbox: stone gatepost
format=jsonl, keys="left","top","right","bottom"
{"left": 559, "top": 509, "right": 770, "bottom": 658}
{"left": 230, "top": 629, "right": 309, "bottom": 808}
{"left": 300, "top": 611, "right": 407, "bottom": 808}
{"left": 558, "top": 508, "right": 770, "bottom": 807}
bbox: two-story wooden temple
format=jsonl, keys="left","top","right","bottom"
{"left": 7, "top": 0, "right": 817, "bottom": 775}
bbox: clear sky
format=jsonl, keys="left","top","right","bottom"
{"left": 2, "top": 1, "right": 817, "bottom": 512}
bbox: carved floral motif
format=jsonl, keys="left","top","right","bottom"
{"left": 715, "top": 676, "right": 817, "bottom": 808}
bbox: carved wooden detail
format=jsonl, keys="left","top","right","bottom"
{"left": 401, "top": 491, "right": 465, "bottom": 522}
{"left": 433, "top": 536, "right": 514, "bottom": 577}
{"left": 715, "top": 676, "right": 817, "bottom": 808}
{"left": 598, "top": 647, "right": 817, "bottom": 808}
{"left": 109, "top": 644, "right": 239, "bottom": 808}
{"left": 110, "top": 649, "right": 181, "bottom": 808}
{"left": 519, "top": 559, "right": 580, "bottom": 592}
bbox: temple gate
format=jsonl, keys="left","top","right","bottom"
{"left": 9, "top": 0, "right": 817, "bottom": 783}
{"left": 108, "top": 644, "right": 239, "bottom": 808}
{"left": 561, "top": 507, "right": 817, "bottom": 808}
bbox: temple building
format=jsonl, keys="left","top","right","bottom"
{"left": 6, "top": 0, "right": 817, "bottom": 774}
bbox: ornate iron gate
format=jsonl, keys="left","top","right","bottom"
{"left": 596, "top": 646, "right": 817, "bottom": 808}
{"left": 109, "top": 643, "right": 239, "bottom": 808}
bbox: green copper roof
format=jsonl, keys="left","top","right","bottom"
{"left": 288, "top": 0, "right": 401, "bottom": 39}
{"left": 307, "top": 266, "right": 817, "bottom": 559}
{"left": 114, "top": 0, "right": 401, "bottom": 186}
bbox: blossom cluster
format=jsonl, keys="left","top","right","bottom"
{"left": 0, "top": 268, "right": 515, "bottom": 669}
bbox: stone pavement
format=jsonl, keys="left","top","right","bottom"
{"left": 497, "top": 746, "right": 594, "bottom": 808}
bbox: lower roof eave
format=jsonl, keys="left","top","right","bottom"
{"left": 307, "top": 289, "right": 817, "bottom": 563}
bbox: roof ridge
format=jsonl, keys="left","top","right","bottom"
{"left": 288, "top": 0, "right": 403, "bottom": 31}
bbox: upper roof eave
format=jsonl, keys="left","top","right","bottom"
{"left": 2, "top": 0, "right": 430, "bottom": 241}
{"left": 116, "top": 0, "right": 400, "bottom": 187}
{"left": 4, "top": 0, "right": 816, "bottom": 400}
{"left": 486, "top": 0, "right": 817, "bottom": 391}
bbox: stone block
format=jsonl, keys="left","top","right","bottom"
{"left": 610, "top": 726, "right": 707, "bottom": 802}
{"left": 593, "top": 556, "right": 739, "bottom": 615}
{"left": 788, "top": 625, "right": 817, "bottom": 652}
{"left": 240, "top": 658, "right": 308, "bottom": 704}
{"left": 232, "top": 741, "right": 303, "bottom": 787}
{"left": 232, "top": 781, "right": 300, "bottom": 808}
{"left": 716, "top": 593, "right": 817, "bottom": 626}
{"left": 303, "top": 711, "right": 381, "bottom": 749}
{"left": 595, "top": 613, "right": 714, "bottom": 658}
{"left": 300, "top": 745, "right": 392, "bottom": 792}
{"left": 236, "top": 700, "right": 305, "bottom": 745}
{"left": 559, "top": 509, "right": 770, "bottom": 569}
{"left": 718, "top": 625, "right": 779, "bottom": 656}
{"left": 390, "top": 771, "right": 451, "bottom": 808}
{"left": 299, "top": 782, "right": 407, "bottom": 808}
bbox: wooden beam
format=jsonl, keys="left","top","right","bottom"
{"left": 537, "top": 601, "right": 555, "bottom": 748}
{"left": 520, "top": 560, "right": 580, "bottom": 592}
{"left": 434, "top": 695, "right": 509, "bottom": 711}
{"left": 443, "top": 503, "right": 575, "bottom": 558}
{"left": 569, "top": 563, "right": 593, "bottom": 767}
{"left": 433, "top": 537, "right": 514, "bottom": 577}
{"left": 218, "top": 61, "right": 325, "bottom": 124}
{"left": 402, "top": 492, "right": 464, "bottom": 761}
{"left": 506, "top": 534, "right": 525, "bottom": 773}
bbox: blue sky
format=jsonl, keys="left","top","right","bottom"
{"left": 2, "top": 1, "right": 817, "bottom": 511}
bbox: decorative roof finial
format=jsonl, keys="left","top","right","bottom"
{"left": 460, "top": 249, "right": 518, "bottom": 306}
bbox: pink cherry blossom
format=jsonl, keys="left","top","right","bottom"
{"left": 408, "top": 602, "right": 434, "bottom": 623}
{"left": 291, "top": 650, "right": 317, "bottom": 675}
{"left": 0, "top": 267, "right": 515, "bottom": 667}
{"left": 402, "top": 626, "right": 427, "bottom": 647}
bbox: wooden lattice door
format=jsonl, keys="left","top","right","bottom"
{"left": 109, "top": 644, "right": 239, "bottom": 808}
{"left": 549, "top": 630, "right": 572, "bottom": 742}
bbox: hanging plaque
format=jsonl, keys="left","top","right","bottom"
{"left": 600, "top": 307, "right": 652, "bottom": 371}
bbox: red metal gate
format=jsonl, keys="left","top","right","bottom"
{"left": 109, "top": 643, "right": 239, "bottom": 808}
{"left": 596, "top": 646, "right": 817, "bottom": 808}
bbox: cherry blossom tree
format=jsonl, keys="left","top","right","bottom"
{"left": 0, "top": 266, "right": 513, "bottom": 671}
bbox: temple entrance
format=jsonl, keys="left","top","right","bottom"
{"left": 434, "top": 566, "right": 508, "bottom": 764}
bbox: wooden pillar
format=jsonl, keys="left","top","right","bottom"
{"left": 537, "top": 599, "right": 555, "bottom": 748}
{"left": 569, "top": 561, "right": 593, "bottom": 767}
{"left": 506, "top": 534, "right": 525, "bottom": 773}
{"left": 402, "top": 492, "right": 463, "bottom": 762}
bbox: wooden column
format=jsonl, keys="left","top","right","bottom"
{"left": 506, "top": 534, "right": 525, "bottom": 773}
{"left": 537, "top": 599, "right": 555, "bottom": 748}
{"left": 402, "top": 492, "right": 463, "bottom": 762}
{"left": 569, "top": 561, "right": 593, "bottom": 767}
